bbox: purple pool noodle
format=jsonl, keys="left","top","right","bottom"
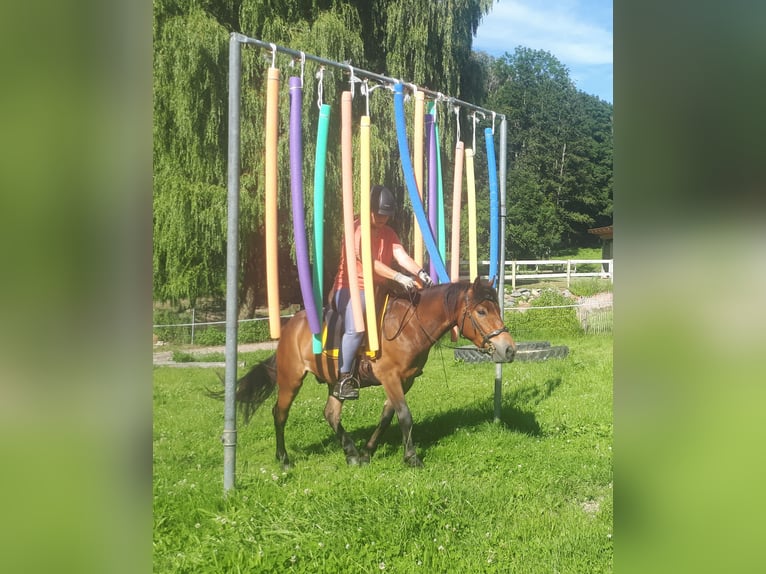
{"left": 289, "top": 77, "right": 320, "bottom": 334}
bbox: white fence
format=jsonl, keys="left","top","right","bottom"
{"left": 501, "top": 259, "right": 612, "bottom": 289}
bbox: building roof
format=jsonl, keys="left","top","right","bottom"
{"left": 587, "top": 225, "right": 613, "bottom": 239}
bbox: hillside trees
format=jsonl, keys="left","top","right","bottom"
{"left": 153, "top": 0, "right": 493, "bottom": 311}
{"left": 484, "top": 47, "right": 613, "bottom": 258}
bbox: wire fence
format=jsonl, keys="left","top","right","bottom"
{"left": 153, "top": 297, "right": 612, "bottom": 347}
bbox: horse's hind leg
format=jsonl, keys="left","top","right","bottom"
{"left": 323, "top": 395, "right": 364, "bottom": 466}
{"left": 272, "top": 372, "right": 305, "bottom": 470}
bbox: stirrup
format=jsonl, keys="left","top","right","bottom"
{"left": 332, "top": 373, "right": 359, "bottom": 401}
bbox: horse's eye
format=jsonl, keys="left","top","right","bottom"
{"left": 476, "top": 307, "right": 487, "bottom": 317}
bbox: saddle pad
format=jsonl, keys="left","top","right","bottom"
{"left": 321, "top": 294, "right": 388, "bottom": 359}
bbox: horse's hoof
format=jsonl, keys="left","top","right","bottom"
{"left": 404, "top": 454, "right": 424, "bottom": 467}
{"left": 359, "top": 453, "right": 371, "bottom": 466}
{"left": 346, "top": 455, "right": 360, "bottom": 466}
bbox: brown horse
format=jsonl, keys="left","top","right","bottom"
{"left": 232, "top": 277, "right": 516, "bottom": 468}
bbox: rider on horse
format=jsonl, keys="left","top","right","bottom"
{"left": 330, "top": 184, "right": 434, "bottom": 400}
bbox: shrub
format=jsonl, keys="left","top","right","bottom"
{"left": 193, "top": 326, "right": 226, "bottom": 346}
{"left": 506, "top": 288, "right": 582, "bottom": 340}
{"left": 237, "top": 319, "right": 272, "bottom": 344}
{"left": 153, "top": 309, "right": 192, "bottom": 344}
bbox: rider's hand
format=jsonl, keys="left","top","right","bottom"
{"left": 417, "top": 269, "right": 434, "bottom": 288}
{"left": 394, "top": 272, "right": 417, "bottom": 292}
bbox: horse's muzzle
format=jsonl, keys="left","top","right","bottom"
{"left": 489, "top": 337, "right": 516, "bottom": 363}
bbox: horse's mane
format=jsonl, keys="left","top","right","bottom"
{"left": 388, "top": 279, "right": 497, "bottom": 315}
{"left": 440, "top": 279, "right": 498, "bottom": 313}
{"left": 443, "top": 281, "right": 468, "bottom": 312}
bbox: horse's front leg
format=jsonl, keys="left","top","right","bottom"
{"left": 394, "top": 400, "right": 422, "bottom": 467}
{"left": 378, "top": 377, "right": 422, "bottom": 467}
{"left": 363, "top": 378, "right": 415, "bottom": 461}
{"left": 363, "top": 400, "right": 396, "bottom": 459}
{"left": 323, "top": 394, "right": 364, "bottom": 466}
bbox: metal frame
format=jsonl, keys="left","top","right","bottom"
{"left": 224, "top": 33, "right": 507, "bottom": 492}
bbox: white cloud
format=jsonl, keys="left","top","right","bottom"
{"left": 474, "top": 0, "right": 613, "bottom": 66}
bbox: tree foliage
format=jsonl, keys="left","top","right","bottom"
{"left": 153, "top": 2, "right": 613, "bottom": 309}
{"left": 485, "top": 47, "right": 613, "bottom": 258}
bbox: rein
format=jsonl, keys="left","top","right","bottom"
{"left": 382, "top": 289, "right": 419, "bottom": 341}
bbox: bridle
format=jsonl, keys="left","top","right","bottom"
{"left": 386, "top": 284, "right": 509, "bottom": 354}
{"left": 459, "top": 292, "right": 509, "bottom": 353}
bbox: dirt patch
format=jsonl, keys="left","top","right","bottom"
{"left": 153, "top": 341, "right": 278, "bottom": 367}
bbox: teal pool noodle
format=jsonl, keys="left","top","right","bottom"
{"left": 312, "top": 103, "right": 331, "bottom": 353}
{"left": 485, "top": 127, "right": 499, "bottom": 284}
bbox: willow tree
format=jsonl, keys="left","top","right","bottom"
{"left": 154, "top": 1, "right": 365, "bottom": 310}
{"left": 153, "top": 6, "right": 231, "bottom": 307}
{"left": 153, "top": 0, "right": 495, "bottom": 312}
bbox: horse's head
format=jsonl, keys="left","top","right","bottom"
{"left": 457, "top": 277, "right": 516, "bottom": 362}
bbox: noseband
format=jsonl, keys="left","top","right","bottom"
{"left": 459, "top": 293, "right": 509, "bottom": 353}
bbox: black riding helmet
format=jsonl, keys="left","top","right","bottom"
{"left": 370, "top": 184, "right": 395, "bottom": 217}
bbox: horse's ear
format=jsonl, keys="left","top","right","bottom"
{"left": 472, "top": 276, "right": 490, "bottom": 290}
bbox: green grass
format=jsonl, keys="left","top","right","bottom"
{"left": 552, "top": 246, "right": 603, "bottom": 260}
{"left": 154, "top": 337, "right": 612, "bottom": 572}
{"left": 550, "top": 246, "right": 606, "bottom": 274}
{"left": 568, "top": 277, "right": 613, "bottom": 297}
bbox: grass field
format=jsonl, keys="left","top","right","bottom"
{"left": 154, "top": 335, "right": 612, "bottom": 573}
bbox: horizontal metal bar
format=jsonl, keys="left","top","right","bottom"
{"left": 503, "top": 259, "right": 613, "bottom": 266}
{"left": 510, "top": 273, "right": 611, "bottom": 280}
{"left": 232, "top": 32, "right": 504, "bottom": 122}
{"left": 153, "top": 314, "right": 296, "bottom": 329}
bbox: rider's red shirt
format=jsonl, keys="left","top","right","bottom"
{"left": 333, "top": 218, "right": 401, "bottom": 291}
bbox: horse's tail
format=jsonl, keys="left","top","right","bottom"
{"left": 207, "top": 354, "right": 277, "bottom": 424}
{"left": 237, "top": 354, "right": 277, "bottom": 423}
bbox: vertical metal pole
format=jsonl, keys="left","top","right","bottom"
{"left": 223, "top": 34, "right": 241, "bottom": 493}
{"left": 494, "top": 117, "right": 507, "bottom": 423}
{"left": 191, "top": 308, "right": 195, "bottom": 345}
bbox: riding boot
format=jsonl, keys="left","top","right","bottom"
{"left": 332, "top": 371, "right": 359, "bottom": 401}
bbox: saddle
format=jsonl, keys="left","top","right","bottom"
{"left": 320, "top": 293, "right": 389, "bottom": 363}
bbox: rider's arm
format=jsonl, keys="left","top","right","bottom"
{"left": 372, "top": 258, "right": 399, "bottom": 281}
{"left": 392, "top": 244, "right": 423, "bottom": 277}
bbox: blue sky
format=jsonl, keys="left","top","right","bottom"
{"left": 473, "top": 0, "right": 613, "bottom": 103}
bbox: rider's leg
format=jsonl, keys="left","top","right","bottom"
{"left": 334, "top": 289, "right": 366, "bottom": 400}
